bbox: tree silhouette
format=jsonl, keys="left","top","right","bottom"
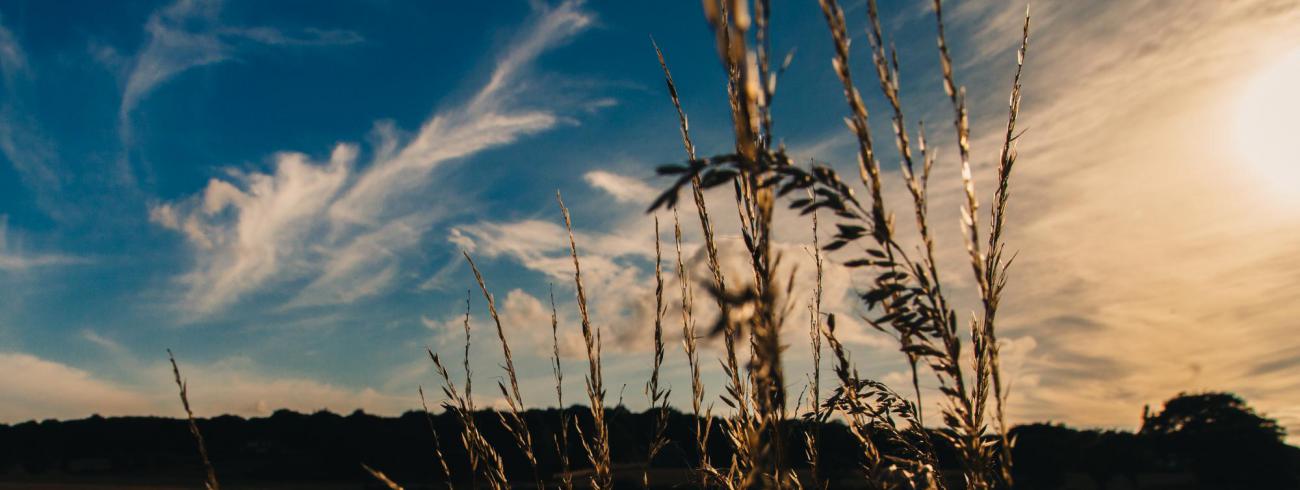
{"left": 1141, "top": 392, "right": 1284, "bottom": 442}
{"left": 1140, "top": 392, "right": 1295, "bottom": 489}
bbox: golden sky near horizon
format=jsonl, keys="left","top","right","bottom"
{"left": 954, "top": 0, "right": 1300, "bottom": 438}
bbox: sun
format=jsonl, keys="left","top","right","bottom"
{"left": 1233, "top": 48, "right": 1300, "bottom": 200}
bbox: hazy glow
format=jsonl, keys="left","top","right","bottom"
{"left": 1233, "top": 48, "right": 1300, "bottom": 199}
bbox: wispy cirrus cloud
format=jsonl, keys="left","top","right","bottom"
{"left": 151, "top": 1, "right": 597, "bottom": 316}
{"left": 0, "top": 13, "right": 26, "bottom": 81}
{"left": 285, "top": 213, "right": 433, "bottom": 309}
{"left": 120, "top": 0, "right": 226, "bottom": 123}
{"left": 0, "top": 107, "right": 61, "bottom": 202}
{"left": 119, "top": 0, "right": 363, "bottom": 128}
{"left": 0, "top": 251, "right": 83, "bottom": 271}
{"left": 221, "top": 26, "right": 363, "bottom": 47}
{"left": 327, "top": 0, "right": 592, "bottom": 226}
{"left": 0, "top": 14, "right": 68, "bottom": 215}
{"left": 0, "top": 216, "right": 85, "bottom": 271}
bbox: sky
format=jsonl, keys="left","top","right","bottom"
{"left": 1, "top": 0, "right": 1299, "bottom": 442}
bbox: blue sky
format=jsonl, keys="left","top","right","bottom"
{"left": 2, "top": 0, "right": 1300, "bottom": 441}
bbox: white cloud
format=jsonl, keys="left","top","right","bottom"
{"left": 583, "top": 170, "right": 656, "bottom": 204}
{"left": 220, "top": 26, "right": 363, "bottom": 47}
{"left": 151, "top": 145, "right": 355, "bottom": 314}
{"left": 447, "top": 204, "right": 885, "bottom": 358}
{"left": 0, "top": 353, "right": 154, "bottom": 421}
{"left": 0, "top": 351, "right": 415, "bottom": 423}
{"left": 327, "top": 0, "right": 591, "bottom": 226}
{"left": 152, "top": 1, "right": 598, "bottom": 316}
{"left": 447, "top": 215, "right": 656, "bottom": 351}
{"left": 0, "top": 14, "right": 27, "bottom": 81}
{"left": 120, "top": 0, "right": 228, "bottom": 122}
{"left": 0, "top": 107, "right": 61, "bottom": 199}
{"left": 447, "top": 227, "right": 476, "bottom": 252}
{"left": 120, "top": 0, "right": 363, "bottom": 125}
{"left": 287, "top": 214, "right": 434, "bottom": 308}
{"left": 80, "top": 329, "right": 127, "bottom": 354}
{"left": 0, "top": 216, "right": 85, "bottom": 271}
{"left": 0, "top": 17, "right": 66, "bottom": 205}
{"left": 496, "top": 288, "right": 586, "bottom": 357}
{"left": 0, "top": 250, "right": 80, "bottom": 271}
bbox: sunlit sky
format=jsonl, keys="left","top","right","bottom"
{"left": 2, "top": 0, "right": 1299, "bottom": 442}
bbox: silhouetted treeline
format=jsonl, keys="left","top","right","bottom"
{"left": 1011, "top": 393, "right": 1299, "bottom": 489}
{"left": 2, "top": 393, "right": 1297, "bottom": 489}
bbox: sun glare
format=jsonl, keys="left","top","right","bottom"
{"left": 1233, "top": 48, "right": 1300, "bottom": 200}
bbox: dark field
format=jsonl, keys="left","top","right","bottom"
{"left": 3, "top": 398, "right": 1297, "bottom": 490}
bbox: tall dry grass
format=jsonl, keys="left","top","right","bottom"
{"left": 419, "top": 386, "right": 456, "bottom": 490}
{"left": 651, "top": 0, "right": 1031, "bottom": 487}
{"left": 362, "top": 463, "right": 406, "bottom": 490}
{"left": 673, "top": 210, "right": 719, "bottom": 488}
{"left": 643, "top": 218, "right": 673, "bottom": 489}
{"left": 430, "top": 295, "right": 509, "bottom": 490}
{"left": 550, "top": 286, "right": 576, "bottom": 490}
{"left": 173, "top": 1, "right": 1031, "bottom": 489}
{"left": 167, "top": 350, "right": 220, "bottom": 490}
{"left": 802, "top": 209, "right": 825, "bottom": 490}
{"left": 559, "top": 191, "right": 614, "bottom": 490}
{"left": 465, "top": 253, "right": 545, "bottom": 490}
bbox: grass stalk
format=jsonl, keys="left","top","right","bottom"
{"left": 430, "top": 294, "right": 508, "bottom": 490}
{"left": 362, "top": 463, "right": 405, "bottom": 490}
{"left": 558, "top": 191, "right": 613, "bottom": 490}
{"left": 167, "top": 349, "right": 220, "bottom": 490}
{"left": 419, "top": 386, "right": 455, "bottom": 490}
{"left": 982, "top": 8, "right": 1032, "bottom": 486}
{"left": 672, "top": 211, "right": 720, "bottom": 488}
{"left": 464, "top": 252, "right": 544, "bottom": 490}
{"left": 802, "top": 210, "right": 825, "bottom": 490}
{"left": 701, "top": 2, "right": 790, "bottom": 486}
{"left": 650, "top": 40, "right": 744, "bottom": 448}
{"left": 550, "top": 285, "right": 575, "bottom": 490}
{"left": 643, "top": 217, "right": 672, "bottom": 489}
